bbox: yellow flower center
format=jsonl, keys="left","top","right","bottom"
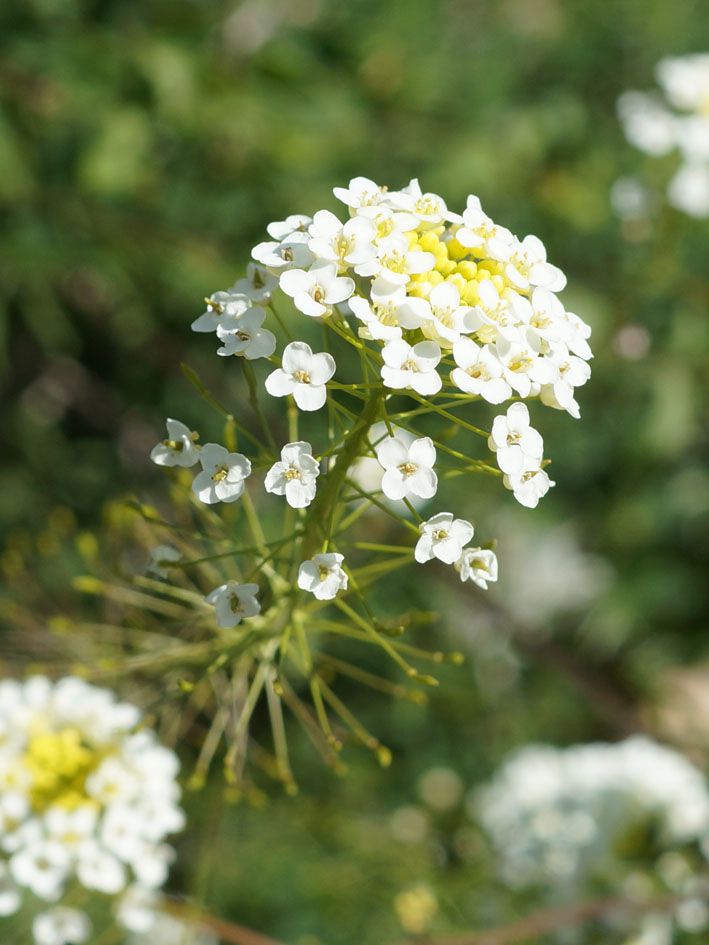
{"left": 20, "top": 728, "right": 101, "bottom": 812}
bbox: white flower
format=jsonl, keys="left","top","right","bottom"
{"left": 264, "top": 441, "right": 320, "bottom": 508}
{"left": 419, "top": 281, "right": 475, "bottom": 346}
{"left": 147, "top": 545, "right": 182, "bottom": 578}
{"left": 44, "top": 806, "right": 97, "bottom": 855}
{"left": 205, "top": 582, "right": 260, "bottom": 629}
{"left": 191, "top": 444, "right": 251, "bottom": 504}
{"left": 10, "top": 840, "right": 70, "bottom": 900}
{"left": 667, "top": 162, "right": 709, "bottom": 217}
{"left": 489, "top": 234, "right": 567, "bottom": 293}
{"left": 215, "top": 308, "right": 277, "bottom": 359}
{"left": 617, "top": 91, "right": 677, "bottom": 157}
{"left": 539, "top": 344, "right": 592, "bottom": 419}
{"left": 488, "top": 403, "right": 544, "bottom": 475}
{"left": 415, "top": 513, "right": 474, "bottom": 565}
{"left": 376, "top": 436, "right": 437, "bottom": 502}
{"left": 307, "top": 210, "right": 377, "bottom": 271}
{"left": 656, "top": 54, "right": 709, "bottom": 110}
{"left": 503, "top": 462, "right": 554, "bottom": 509}
{"left": 450, "top": 338, "right": 511, "bottom": 404}
{"left": 33, "top": 906, "right": 91, "bottom": 945}
{"left": 251, "top": 233, "right": 314, "bottom": 271}
{"left": 76, "top": 840, "right": 126, "bottom": 894}
{"left": 266, "top": 213, "right": 312, "bottom": 241}
{"left": 494, "top": 332, "right": 555, "bottom": 398}
{"left": 381, "top": 339, "right": 442, "bottom": 395}
{"left": 355, "top": 233, "right": 435, "bottom": 285}
{"left": 454, "top": 195, "right": 514, "bottom": 255}
{"left": 264, "top": 341, "right": 336, "bottom": 411}
{"left": 191, "top": 291, "right": 251, "bottom": 333}
{"left": 116, "top": 884, "right": 159, "bottom": 934}
{"left": 297, "top": 553, "right": 348, "bottom": 601}
{"left": 150, "top": 419, "right": 200, "bottom": 468}
{"left": 279, "top": 261, "right": 355, "bottom": 317}
{"left": 389, "top": 178, "right": 461, "bottom": 228}
{"left": 457, "top": 548, "right": 498, "bottom": 589}
{"left": 333, "top": 176, "right": 387, "bottom": 211}
{"left": 230, "top": 262, "right": 279, "bottom": 304}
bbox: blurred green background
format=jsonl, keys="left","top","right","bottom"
{"left": 2, "top": 0, "right": 709, "bottom": 942}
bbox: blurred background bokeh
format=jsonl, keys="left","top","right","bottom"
{"left": 2, "top": 0, "right": 709, "bottom": 942}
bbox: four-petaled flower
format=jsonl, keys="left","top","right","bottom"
{"left": 265, "top": 341, "right": 336, "bottom": 411}
{"left": 150, "top": 419, "right": 200, "bottom": 468}
{"left": 381, "top": 339, "right": 442, "bottom": 395}
{"left": 415, "top": 513, "right": 474, "bottom": 565}
{"left": 192, "top": 444, "right": 251, "bottom": 504}
{"left": 376, "top": 436, "right": 438, "bottom": 502}
{"left": 216, "top": 308, "right": 277, "bottom": 360}
{"left": 297, "top": 553, "right": 348, "bottom": 601}
{"left": 457, "top": 548, "right": 498, "bottom": 589}
{"left": 191, "top": 291, "right": 251, "bottom": 333}
{"left": 280, "top": 261, "right": 355, "bottom": 318}
{"left": 265, "top": 442, "right": 320, "bottom": 508}
{"left": 488, "top": 403, "right": 544, "bottom": 476}
{"left": 205, "top": 582, "right": 261, "bottom": 628}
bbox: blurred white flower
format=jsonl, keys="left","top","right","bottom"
{"left": 32, "top": 906, "right": 91, "bottom": 945}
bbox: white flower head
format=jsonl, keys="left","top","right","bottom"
{"left": 191, "top": 291, "right": 252, "bottom": 333}
{"left": 265, "top": 341, "right": 336, "bottom": 411}
{"left": 33, "top": 906, "right": 91, "bottom": 945}
{"left": 415, "top": 512, "right": 474, "bottom": 565}
{"left": 215, "top": 308, "right": 277, "bottom": 360}
{"left": 457, "top": 547, "right": 498, "bottom": 589}
{"left": 279, "top": 261, "right": 355, "bottom": 318}
{"left": 150, "top": 419, "right": 200, "bottom": 468}
{"left": 191, "top": 444, "right": 251, "bottom": 504}
{"left": 381, "top": 339, "right": 442, "bottom": 396}
{"left": 376, "top": 435, "right": 437, "bottom": 502}
{"left": 264, "top": 441, "right": 320, "bottom": 508}
{"left": 488, "top": 403, "right": 544, "bottom": 476}
{"left": 205, "top": 582, "right": 261, "bottom": 629}
{"left": 298, "top": 553, "right": 348, "bottom": 601}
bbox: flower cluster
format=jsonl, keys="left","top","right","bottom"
{"left": 618, "top": 54, "right": 709, "bottom": 217}
{"left": 475, "top": 737, "right": 709, "bottom": 942}
{"left": 151, "top": 179, "right": 592, "bottom": 625}
{"left": 139, "top": 179, "right": 592, "bottom": 779}
{"left": 0, "top": 676, "right": 185, "bottom": 943}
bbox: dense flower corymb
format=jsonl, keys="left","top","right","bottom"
{"left": 0, "top": 676, "right": 185, "bottom": 943}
